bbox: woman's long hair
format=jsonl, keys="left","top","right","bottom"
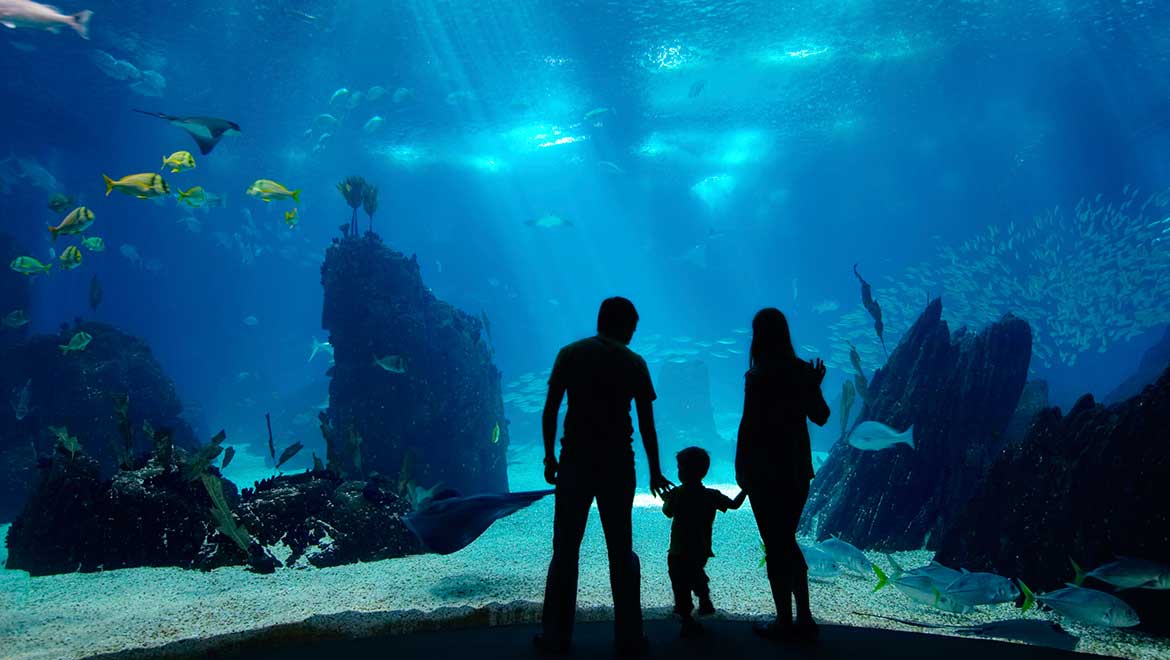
{"left": 749, "top": 307, "right": 797, "bottom": 372}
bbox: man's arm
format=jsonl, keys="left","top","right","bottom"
{"left": 542, "top": 384, "right": 565, "bottom": 484}
{"left": 635, "top": 397, "right": 673, "bottom": 497}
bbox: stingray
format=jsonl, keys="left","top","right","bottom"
{"left": 133, "top": 109, "right": 241, "bottom": 155}
{"left": 403, "top": 489, "right": 554, "bottom": 555}
{"left": 853, "top": 612, "right": 1078, "bottom": 652}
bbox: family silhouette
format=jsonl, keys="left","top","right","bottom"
{"left": 535, "top": 298, "right": 831, "bottom": 655}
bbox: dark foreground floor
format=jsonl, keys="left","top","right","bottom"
{"left": 135, "top": 619, "right": 1105, "bottom": 660}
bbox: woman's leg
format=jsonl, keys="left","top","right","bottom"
{"left": 786, "top": 481, "right": 814, "bottom": 625}
{"left": 750, "top": 490, "right": 792, "bottom": 625}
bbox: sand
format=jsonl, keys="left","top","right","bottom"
{"left": 2, "top": 481, "right": 1169, "bottom": 660}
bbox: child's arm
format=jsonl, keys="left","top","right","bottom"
{"left": 662, "top": 489, "right": 675, "bottom": 518}
{"left": 728, "top": 490, "right": 748, "bottom": 510}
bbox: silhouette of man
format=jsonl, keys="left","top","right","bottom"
{"left": 536, "top": 297, "right": 674, "bottom": 655}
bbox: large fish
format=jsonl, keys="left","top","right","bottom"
{"left": 799, "top": 544, "right": 842, "bottom": 578}
{"left": 403, "top": 489, "right": 553, "bottom": 555}
{"left": 1020, "top": 582, "right": 1140, "bottom": 627}
{"left": 848, "top": 421, "right": 915, "bottom": 451}
{"left": 943, "top": 570, "right": 1020, "bottom": 606}
{"left": 1074, "top": 557, "right": 1170, "bottom": 590}
{"left": 132, "top": 109, "right": 241, "bottom": 155}
{"left": 815, "top": 537, "right": 872, "bottom": 576}
{"left": 0, "top": 0, "right": 91, "bottom": 39}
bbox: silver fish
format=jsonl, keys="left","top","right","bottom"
{"left": 1075, "top": 557, "right": 1170, "bottom": 590}
{"left": 1022, "top": 583, "right": 1140, "bottom": 627}
{"left": 848, "top": 421, "right": 915, "bottom": 451}
{"left": 815, "top": 537, "right": 872, "bottom": 576}
{"left": 943, "top": 570, "right": 1020, "bottom": 606}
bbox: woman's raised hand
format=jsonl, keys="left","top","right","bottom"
{"left": 810, "top": 357, "right": 826, "bottom": 384}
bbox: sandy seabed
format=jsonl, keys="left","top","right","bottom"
{"left": 2, "top": 473, "right": 1168, "bottom": 660}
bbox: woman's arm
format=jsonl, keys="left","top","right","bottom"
{"left": 806, "top": 359, "right": 830, "bottom": 427}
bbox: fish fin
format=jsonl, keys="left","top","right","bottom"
{"left": 103, "top": 174, "right": 114, "bottom": 196}
{"left": 873, "top": 564, "right": 889, "bottom": 592}
{"left": 932, "top": 586, "right": 941, "bottom": 607}
{"left": 70, "top": 10, "right": 92, "bottom": 39}
{"left": 2, "top": 21, "right": 15, "bottom": 29}
{"left": 1070, "top": 557, "right": 1085, "bottom": 586}
{"left": 292, "top": 190, "right": 301, "bottom": 203}
{"left": 904, "top": 424, "right": 915, "bottom": 448}
{"left": 188, "top": 131, "right": 222, "bottom": 155}
{"left": 1018, "top": 579, "right": 1035, "bottom": 612}
{"left": 884, "top": 552, "right": 905, "bottom": 577}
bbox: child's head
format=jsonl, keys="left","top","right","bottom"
{"left": 676, "top": 446, "right": 710, "bottom": 485}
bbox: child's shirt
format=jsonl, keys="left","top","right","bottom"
{"left": 663, "top": 482, "right": 735, "bottom": 559}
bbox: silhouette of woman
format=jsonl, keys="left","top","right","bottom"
{"left": 735, "top": 308, "right": 829, "bottom": 641}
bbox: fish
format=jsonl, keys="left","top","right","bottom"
{"left": 89, "top": 274, "right": 102, "bottom": 312}
{"left": 366, "top": 85, "right": 387, "bottom": 101}
{"left": 0, "top": 1, "right": 92, "bottom": 39}
{"left": 688, "top": 79, "right": 707, "bottom": 98}
{"left": 275, "top": 441, "right": 304, "bottom": 469}
{"left": 363, "top": 116, "right": 384, "bottom": 133}
{"left": 246, "top": 179, "right": 300, "bottom": 203}
{"left": 1019, "top": 582, "right": 1140, "bottom": 627}
{"left": 81, "top": 236, "right": 105, "bottom": 252}
{"left": 329, "top": 87, "right": 350, "bottom": 105}
{"left": 815, "top": 537, "right": 873, "bottom": 576}
{"left": 312, "top": 113, "right": 339, "bottom": 129}
{"left": 715, "top": 338, "right": 736, "bottom": 345}
{"left": 403, "top": 489, "right": 554, "bottom": 554}
{"left": 103, "top": 172, "right": 169, "bottom": 198}
{"left": 1073, "top": 557, "right": 1170, "bottom": 590}
{"left": 799, "top": 544, "right": 842, "bottom": 578}
{"left": 598, "top": 160, "right": 624, "bottom": 174}
{"left": 309, "top": 337, "right": 334, "bottom": 363}
{"left": 161, "top": 151, "right": 195, "bottom": 173}
{"left": 284, "top": 208, "right": 298, "bottom": 228}
{"left": 10, "top": 378, "right": 31, "bottom": 420}
{"left": 814, "top": 299, "right": 840, "bottom": 314}
{"left": 119, "top": 243, "right": 141, "bottom": 266}
{"left": 221, "top": 446, "right": 235, "bottom": 469}
{"left": 392, "top": 87, "right": 413, "bottom": 103}
{"left": 848, "top": 421, "right": 914, "bottom": 451}
{"left": 525, "top": 214, "right": 572, "bottom": 229}
{"left": 58, "top": 245, "right": 82, "bottom": 269}
{"left": 242, "top": 316, "right": 259, "bottom": 327}
{"left": 3, "top": 309, "right": 29, "bottom": 328}
{"left": 873, "top": 563, "right": 973, "bottom": 613}
{"left": 583, "top": 107, "right": 611, "bottom": 122}
{"left": 48, "top": 206, "right": 94, "bottom": 240}
{"left": 943, "top": 570, "right": 1019, "bottom": 607}
{"left": 10, "top": 252, "right": 51, "bottom": 273}
{"left": 59, "top": 330, "right": 92, "bottom": 354}
{"left": 490, "top": 422, "right": 500, "bottom": 444}
{"left": 177, "top": 186, "right": 210, "bottom": 208}
{"left": 132, "top": 110, "right": 241, "bottom": 155}
{"left": 374, "top": 354, "right": 406, "bottom": 373}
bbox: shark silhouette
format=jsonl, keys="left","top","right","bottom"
{"left": 133, "top": 110, "right": 241, "bottom": 155}
{"left": 403, "top": 489, "right": 554, "bottom": 555}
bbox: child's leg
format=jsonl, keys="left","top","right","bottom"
{"left": 667, "top": 554, "right": 694, "bottom": 618}
{"left": 694, "top": 559, "right": 714, "bottom": 614}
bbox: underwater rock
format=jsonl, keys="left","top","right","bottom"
{"left": 320, "top": 234, "right": 508, "bottom": 494}
{"left": 1104, "top": 325, "right": 1170, "bottom": 404}
{"left": 654, "top": 360, "right": 725, "bottom": 455}
{"left": 800, "top": 298, "right": 1032, "bottom": 550}
{"left": 4, "top": 452, "right": 104, "bottom": 574}
{"left": 935, "top": 366, "right": 1170, "bottom": 634}
{"left": 0, "top": 321, "right": 198, "bottom": 522}
{"left": 1003, "top": 380, "right": 1049, "bottom": 445}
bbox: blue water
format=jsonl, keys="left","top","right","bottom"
{"left": 2, "top": 0, "right": 1169, "bottom": 500}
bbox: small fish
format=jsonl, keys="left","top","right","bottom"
{"left": 392, "top": 87, "right": 413, "bottom": 103}
{"left": 491, "top": 422, "right": 500, "bottom": 444}
{"left": 716, "top": 338, "right": 736, "bottom": 345}
{"left": 161, "top": 151, "right": 196, "bottom": 173}
{"left": 374, "top": 354, "right": 406, "bottom": 373}
{"left": 598, "top": 160, "right": 624, "bottom": 174}
{"left": 59, "top": 330, "right": 93, "bottom": 354}
{"left": 309, "top": 337, "right": 334, "bottom": 363}
{"left": 242, "top": 315, "right": 259, "bottom": 327}
{"left": 81, "top": 236, "right": 105, "bottom": 252}
{"left": 363, "top": 116, "right": 384, "bottom": 133}
{"left": 103, "top": 172, "right": 170, "bottom": 198}
{"left": 284, "top": 208, "right": 298, "bottom": 228}
{"left": 2, "top": 309, "right": 29, "bottom": 328}
{"left": 177, "top": 186, "right": 210, "bottom": 208}
{"left": 814, "top": 299, "right": 840, "bottom": 314}
{"left": 366, "top": 85, "right": 387, "bottom": 101}
{"left": 11, "top": 378, "right": 31, "bottom": 420}
{"left": 10, "top": 256, "right": 52, "bottom": 275}
{"left": 0, "top": 1, "right": 92, "bottom": 39}
{"left": 329, "top": 87, "right": 350, "bottom": 105}
{"left": 221, "top": 445, "right": 236, "bottom": 469}
{"left": 583, "top": 107, "right": 611, "bottom": 122}
{"left": 58, "top": 245, "right": 82, "bottom": 270}
{"left": 1074, "top": 557, "right": 1170, "bottom": 591}
{"left": 525, "top": 214, "right": 572, "bottom": 229}
{"left": 848, "top": 421, "right": 915, "bottom": 451}
{"left": 48, "top": 206, "right": 95, "bottom": 240}
{"left": 1020, "top": 582, "right": 1140, "bottom": 627}
{"left": 246, "top": 179, "right": 300, "bottom": 203}
{"left": 276, "top": 441, "right": 304, "bottom": 469}
{"left": 312, "top": 113, "right": 339, "bottom": 129}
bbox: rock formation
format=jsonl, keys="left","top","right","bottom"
{"left": 654, "top": 359, "right": 726, "bottom": 456}
{"left": 800, "top": 298, "right": 1032, "bottom": 550}
{"left": 320, "top": 234, "right": 508, "bottom": 494}
{"left": 1105, "top": 325, "right": 1170, "bottom": 404}
{"left": 935, "top": 366, "right": 1170, "bottom": 634}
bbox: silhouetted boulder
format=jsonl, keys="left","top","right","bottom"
{"left": 0, "top": 320, "right": 198, "bottom": 522}
{"left": 1105, "top": 325, "right": 1170, "bottom": 404}
{"left": 1003, "top": 380, "right": 1048, "bottom": 445}
{"left": 655, "top": 360, "right": 725, "bottom": 455}
{"left": 320, "top": 234, "right": 508, "bottom": 494}
{"left": 800, "top": 298, "right": 1032, "bottom": 550}
{"left": 935, "top": 367, "right": 1170, "bottom": 634}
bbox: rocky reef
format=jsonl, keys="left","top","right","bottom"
{"left": 320, "top": 233, "right": 508, "bottom": 494}
{"left": 934, "top": 365, "right": 1170, "bottom": 634}
{"left": 800, "top": 298, "right": 1032, "bottom": 550}
{"left": 654, "top": 360, "right": 726, "bottom": 456}
{"left": 0, "top": 320, "right": 198, "bottom": 522}
{"left": 1105, "top": 325, "right": 1170, "bottom": 404}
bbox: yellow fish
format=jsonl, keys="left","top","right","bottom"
{"left": 9, "top": 256, "right": 52, "bottom": 275}
{"left": 59, "top": 245, "right": 83, "bottom": 270}
{"left": 284, "top": 208, "right": 298, "bottom": 228}
{"left": 161, "top": 151, "right": 196, "bottom": 173}
{"left": 48, "top": 206, "right": 95, "bottom": 240}
{"left": 177, "top": 186, "right": 209, "bottom": 208}
{"left": 246, "top": 179, "right": 300, "bottom": 203}
{"left": 103, "top": 173, "right": 170, "bottom": 199}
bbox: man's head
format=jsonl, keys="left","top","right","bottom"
{"left": 597, "top": 296, "right": 639, "bottom": 344}
{"left": 676, "top": 446, "right": 710, "bottom": 485}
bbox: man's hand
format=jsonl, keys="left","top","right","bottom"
{"left": 543, "top": 456, "right": 558, "bottom": 486}
{"left": 649, "top": 471, "right": 674, "bottom": 499}
{"left": 810, "top": 357, "right": 827, "bottom": 384}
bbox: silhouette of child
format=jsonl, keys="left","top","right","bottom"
{"left": 661, "top": 446, "right": 747, "bottom": 636}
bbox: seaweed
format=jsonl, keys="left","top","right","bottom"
{"left": 312, "top": 452, "right": 324, "bottom": 471}
{"left": 397, "top": 448, "right": 416, "bottom": 497}
{"left": 839, "top": 380, "right": 856, "bottom": 443}
{"left": 200, "top": 473, "right": 253, "bottom": 553}
{"left": 49, "top": 425, "right": 80, "bottom": 460}
{"left": 265, "top": 412, "right": 275, "bottom": 463}
{"left": 182, "top": 429, "right": 226, "bottom": 481}
{"left": 853, "top": 264, "right": 888, "bottom": 358}
{"left": 275, "top": 441, "right": 303, "bottom": 470}
{"left": 337, "top": 175, "right": 369, "bottom": 236}
{"left": 362, "top": 183, "right": 378, "bottom": 234}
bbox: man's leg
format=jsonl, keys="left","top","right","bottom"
{"left": 540, "top": 461, "right": 592, "bottom": 646}
{"left": 596, "top": 461, "right": 642, "bottom": 645}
